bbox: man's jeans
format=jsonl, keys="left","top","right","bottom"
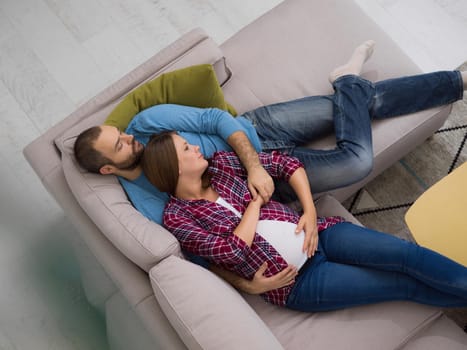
{"left": 285, "top": 222, "right": 467, "bottom": 312}
{"left": 242, "top": 71, "right": 463, "bottom": 198}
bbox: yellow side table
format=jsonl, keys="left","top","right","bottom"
{"left": 405, "top": 161, "right": 467, "bottom": 267}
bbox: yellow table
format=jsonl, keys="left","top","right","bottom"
{"left": 405, "top": 161, "right": 467, "bottom": 267}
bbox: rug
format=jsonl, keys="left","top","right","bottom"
{"left": 343, "top": 63, "right": 467, "bottom": 329}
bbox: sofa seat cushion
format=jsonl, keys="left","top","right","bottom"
{"left": 244, "top": 294, "right": 446, "bottom": 350}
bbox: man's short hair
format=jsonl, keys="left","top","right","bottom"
{"left": 74, "top": 126, "right": 112, "bottom": 173}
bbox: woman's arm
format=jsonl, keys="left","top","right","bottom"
{"left": 210, "top": 263, "right": 298, "bottom": 294}
{"left": 165, "top": 206, "right": 251, "bottom": 266}
{"left": 232, "top": 196, "right": 263, "bottom": 246}
{"left": 288, "top": 167, "right": 319, "bottom": 257}
{"left": 215, "top": 151, "right": 302, "bottom": 183}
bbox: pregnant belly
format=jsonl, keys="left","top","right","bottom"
{"left": 256, "top": 220, "right": 308, "bottom": 269}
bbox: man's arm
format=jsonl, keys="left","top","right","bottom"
{"left": 210, "top": 263, "right": 297, "bottom": 295}
{"left": 227, "top": 131, "right": 274, "bottom": 202}
{"left": 129, "top": 104, "right": 274, "bottom": 201}
{"left": 128, "top": 104, "right": 246, "bottom": 140}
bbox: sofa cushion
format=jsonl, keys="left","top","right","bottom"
{"left": 243, "top": 293, "right": 446, "bottom": 350}
{"left": 149, "top": 256, "right": 284, "bottom": 350}
{"left": 55, "top": 33, "right": 235, "bottom": 272}
{"left": 104, "top": 64, "right": 236, "bottom": 131}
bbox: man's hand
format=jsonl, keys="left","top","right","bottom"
{"left": 248, "top": 165, "right": 275, "bottom": 203}
{"left": 226, "top": 131, "right": 275, "bottom": 202}
{"left": 242, "top": 263, "right": 298, "bottom": 295}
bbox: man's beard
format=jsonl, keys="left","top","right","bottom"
{"left": 113, "top": 141, "right": 144, "bottom": 171}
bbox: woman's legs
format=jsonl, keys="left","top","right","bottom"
{"left": 286, "top": 222, "right": 467, "bottom": 312}
{"left": 321, "top": 223, "right": 467, "bottom": 298}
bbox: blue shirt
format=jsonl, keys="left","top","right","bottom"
{"left": 119, "top": 104, "right": 261, "bottom": 224}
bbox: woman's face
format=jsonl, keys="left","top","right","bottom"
{"left": 171, "top": 134, "right": 208, "bottom": 176}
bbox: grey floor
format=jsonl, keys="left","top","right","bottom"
{"left": 0, "top": 0, "right": 466, "bottom": 349}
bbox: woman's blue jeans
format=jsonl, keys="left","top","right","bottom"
{"left": 242, "top": 71, "right": 463, "bottom": 197}
{"left": 285, "top": 222, "right": 467, "bottom": 312}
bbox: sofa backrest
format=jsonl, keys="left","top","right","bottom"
{"left": 36, "top": 28, "right": 232, "bottom": 272}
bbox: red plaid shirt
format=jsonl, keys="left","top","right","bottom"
{"left": 164, "top": 151, "right": 344, "bottom": 306}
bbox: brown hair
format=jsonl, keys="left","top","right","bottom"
{"left": 74, "top": 126, "right": 112, "bottom": 173}
{"left": 142, "top": 131, "right": 180, "bottom": 194}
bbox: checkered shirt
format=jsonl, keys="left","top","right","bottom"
{"left": 164, "top": 151, "right": 344, "bottom": 306}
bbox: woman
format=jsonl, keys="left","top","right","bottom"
{"left": 141, "top": 129, "right": 467, "bottom": 312}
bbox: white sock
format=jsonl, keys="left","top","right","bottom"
{"left": 329, "top": 40, "right": 376, "bottom": 83}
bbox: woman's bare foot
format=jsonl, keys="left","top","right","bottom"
{"left": 329, "top": 40, "right": 376, "bottom": 83}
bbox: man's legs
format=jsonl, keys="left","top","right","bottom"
{"left": 241, "top": 95, "right": 335, "bottom": 149}
{"left": 243, "top": 70, "right": 463, "bottom": 196}
{"left": 370, "top": 70, "right": 463, "bottom": 119}
{"left": 245, "top": 75, "right": 376, "bottom": 196}
{"left": 328, "top": 40, "right": 375, "bottom": 83}
{"left": 241, "top": 41, "right": 377, "bottom": 152}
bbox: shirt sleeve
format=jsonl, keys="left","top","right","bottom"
{"left": 119, "top": 177, "right": 168, "bottom": 224}
{"left": 212, "top": 151, "right": 304, "bottom": 182}
{"left": 127, "top": 104, "right": 248, "bottom": 142}
{"left": 164, "top": 203, "right": 251, "bottom": 265}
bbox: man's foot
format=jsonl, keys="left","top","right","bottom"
{"left": 329, "top": 40, "right": 376, "bottom": 83}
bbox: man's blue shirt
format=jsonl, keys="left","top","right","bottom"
{"left": 119, "top": 104, "right": 261, "bottom": 224}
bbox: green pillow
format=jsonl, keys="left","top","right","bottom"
{"left": 104, "top": 64, "right": 237, "bottom": 131}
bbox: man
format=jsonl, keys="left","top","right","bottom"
{"left": 74, "top": 41, "right": 466, "bottom": 293}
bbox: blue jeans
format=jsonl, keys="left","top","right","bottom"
{"left": 242, "top": 71, "right": 464, "bottom": 198}
{"left": 285, "top": 222, "right": 467, "bottom": 312}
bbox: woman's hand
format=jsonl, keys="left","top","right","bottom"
{"left": 287, "top": 167, "right": 318, "bottom": 256}
{"left": 296, "top": 211, "right": 318, "bottom": 257}
{"left": 233, "top": 191, "right": 265, "bottom": 247}
{"left": 249, "top": 191, "right": 265, "bottom": 207}
{"left": 243, "top": 262, "right": 298, "bottom": 294}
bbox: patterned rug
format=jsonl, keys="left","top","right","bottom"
{"left": 343, "top": 63, "right": 467, "bottom": 329}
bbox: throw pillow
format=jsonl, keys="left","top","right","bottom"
{"left": 104, "top": 64, "right": 237, "bottom": 131}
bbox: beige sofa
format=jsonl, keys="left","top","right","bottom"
{"left": 23, "top": 0, "right": 467, "bottom": 349}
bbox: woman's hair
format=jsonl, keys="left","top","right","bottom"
{"left": 142, "top": 131, "right": 179, "bottom": 195}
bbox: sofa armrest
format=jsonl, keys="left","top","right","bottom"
{"left": 149, "top": 256, "right": 284, "bottom": 350}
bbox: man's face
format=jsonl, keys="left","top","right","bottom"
{"left": 94, "top": 125, "right": 144, "bottom": 172}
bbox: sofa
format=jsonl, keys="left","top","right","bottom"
{"left": 23, "top": 0, "right": 467, "bottom": 349}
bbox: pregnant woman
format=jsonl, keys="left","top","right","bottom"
{"left": 141, "top": 129, "right": 467, "bottom": 311}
